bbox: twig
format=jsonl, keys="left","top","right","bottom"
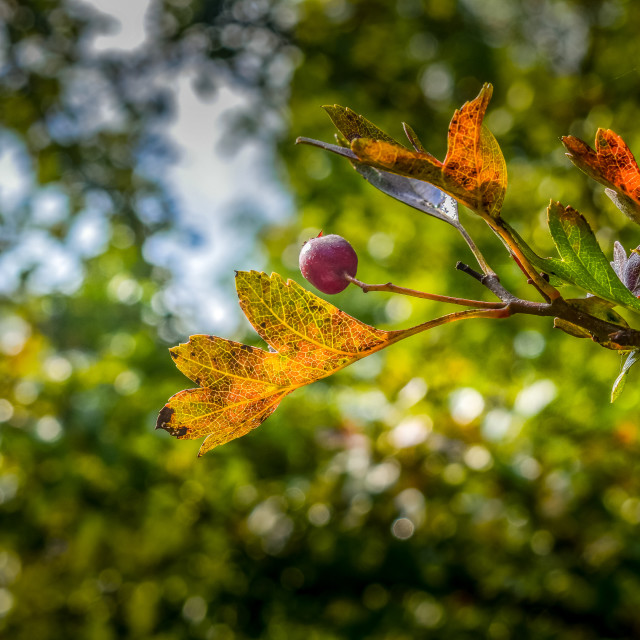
{"left": 456, "top": 224, "right": 495, "bottom": 276}
{"left": 355, "top": 264, "right": 640, "bottom": 349}
{"left": 454, "top": 262, "right": 484, "bottom": 283}
{"left": 345, "top": 274, "right": 505, "bottom": 309}
{"left": 455, "top": 262, "right": 515, "bottom": 303}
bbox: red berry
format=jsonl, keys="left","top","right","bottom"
{"left": 299, "top": 233, "right": 358, "bottom": 294}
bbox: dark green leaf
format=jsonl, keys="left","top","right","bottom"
{"left": 522, "top": 202, "right": 640, "bottom": 313}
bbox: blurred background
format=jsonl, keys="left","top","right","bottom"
{"left": 2, "top": 0, "right": 640, "bottom": 638}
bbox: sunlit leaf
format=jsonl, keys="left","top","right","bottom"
{"left": 611, "top": 350, "right": 640, "bottom": 402}
{"left": 442, "top": 85, "right": 507, "bottom": 216}
{"left": 349, "top": 136, "right": 443, "bottom": 188}
{"left": 563, "top": 129, "right": 640, "bottom": 224}
{"left": 531, "top": 202, "right": 640, "bottom": 312}
{"left": 157, "top": 271, "right": 463, "bottom": 456}
{"left": 473, "top": 125, "right": 507, "bottom": 216}
{"left": 349, "top": 84, "right": 507, "bottom": 218}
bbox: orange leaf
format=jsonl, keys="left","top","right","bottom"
{"left": 349, "top": 83, "right": 507, "bottom": 218}
{"left": 157, "top": 271, "right": 425, "bottom": 456}
{"left": 158, "top": 272, "right": 505, "bottom": 455}
{"left": 563, "top": 129, "right": 640, "bottom": 223}
{"left": 349, "top": 138, "right": 443, "bottom": 183}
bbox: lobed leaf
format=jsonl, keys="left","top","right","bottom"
{"left": 530, "top": 202, "right": 640, "bottom": 313}
{"left": 474, "top": 126, "right": 507, "bottom": 216}
{"left": 442, "top": 86, "right": 507, "bottom": 217}
{"left": 157, "top": 271, "right": 437, "bottom": 456}
{"left": 563, "top": 129, "right": 640, "bottom": 224}
{"left": 348, "top": 84, "right": 507, "bottom": 218}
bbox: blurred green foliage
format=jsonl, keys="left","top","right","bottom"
{"left": 3, "top": 0, "right": 640, "bottom": 638}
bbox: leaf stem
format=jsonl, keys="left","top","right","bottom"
{"left": 388, "top": 306, "right": 512, "bottom": 343}
{"left": 456, "top": 224, "right": 495, "bottom": 275}
{"left": 345, "top": 274, "right": 505, "bottom": 309}
{"left": 490, "top": 218, "right": 561, "bottom": 301}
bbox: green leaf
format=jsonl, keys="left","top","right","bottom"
{"left": 525, "top": 202, "right": 640, "bottom": 313}
{"left": 611, "top": 350, "right": 640, "bottom": 402}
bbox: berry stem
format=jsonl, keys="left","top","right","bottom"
{"left": 344, "top": 274, "right": 505, "bottom": 309}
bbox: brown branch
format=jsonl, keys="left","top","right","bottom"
{"left": 345, "top": 274, "right": 505, "bottom": 309}
{"left": 455, "top": 261, "right": 516, "bottom": 304}
{"left": 349, "top": 270, "right": 640, "bottom": 350}
{"left": 505, "top": 297, "right": 640, "bottom": 348}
